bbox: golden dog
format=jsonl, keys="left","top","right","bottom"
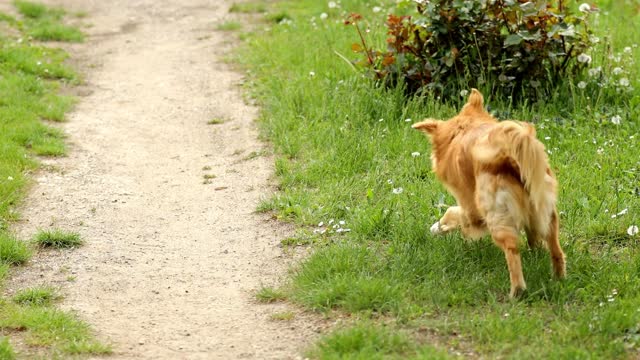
{"left": 413, "top": 89, "right": 565, "bottom": 298}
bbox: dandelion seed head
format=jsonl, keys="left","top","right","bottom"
{"left": 579, "top": 3, "right": 591, "bottom": 12}
{"left": 392, "top": 187, "right": 403, "bottom": 194}
{"left": 628, "top": 225, "right": 639, "bottom": 236}
{"left": 578, "top": 81, "right": 587, "bottom": 89}
{"left": 577, "top": 53, "right": 592, "bottom": 64}
{"left": 411, "top": 151, "right": 420, "bottom": 157}
{"left": 611, "top": 115, "right": 622, "bottom": 125}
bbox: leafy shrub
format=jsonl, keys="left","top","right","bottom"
{"left": 347, "top": 0, "right": 597, "bottom": 101}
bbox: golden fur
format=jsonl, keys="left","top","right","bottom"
{"left": 413, "top": 89, "right": 565, "bottom": 298}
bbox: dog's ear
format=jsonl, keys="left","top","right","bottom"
{"left": 460, "top": 88, "right": 484, "bottom": 114}
{"left": 467, "top": 88, "right": 483, "bottom": 107}
{"left": 412, "top": 119, "right": 440, "bottom": 135}
{"left": 520, "top": 121, "right": 536, "bottom": 137}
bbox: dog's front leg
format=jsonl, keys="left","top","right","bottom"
{"left": 430, "top": 206, "right": 463, "bottom": 235}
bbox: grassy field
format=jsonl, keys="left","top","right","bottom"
{"left": 234, "top": 0, "right": 640, "bottom": 358}
{"left": 0, "top": 1, "right": 109, "bottom": 357}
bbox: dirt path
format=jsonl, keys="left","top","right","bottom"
{"left": 9, "top": 0, "right": 319, "bottom": 358}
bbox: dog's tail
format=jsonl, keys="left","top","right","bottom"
{"left": 473, "top": 121, "right": 555, "bottom": 235}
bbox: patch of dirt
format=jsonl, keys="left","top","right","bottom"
{"left": 7, "top": 0, "right": 325, "bottom": 358}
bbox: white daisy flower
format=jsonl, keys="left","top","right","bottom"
{"left": 411, "top": 152, "right": 420, "bottom": 157}
{"left": 392, "top": 187, "right": 403, "bottom": 194}
{"left": 627, "top": 225, "right": 639, "bottom": 236}
{"left": 579, "top": 3, "right": 591, "bottom": 12}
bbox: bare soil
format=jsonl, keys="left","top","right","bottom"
{"left": 7, "top": 0, "right": 322, "bottom": 358}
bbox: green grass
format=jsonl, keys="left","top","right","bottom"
{"left": 270, "top": 311, "right": 295, "bottom": 321}
{"left": 0, "top": 234, "right": 31, "bottom": 265}
{"left": 308, "top": 322, "right": 451, "bottom": 359}
{"left": 0, "top": 302, "right": 111, "bottom": 355}
{"left": 27, "top": 20, "right": 84, "bottom": 42}
{"left": 0, "top": 3, "right": 107, "bottom": 357}
{"left": 14, "top": 1, "right": 54, "bottom": 19}
{"left": 229, "top": 2, "right": 267, "bottom": 14}
{"left": 216, "top": 20, "right": 242, "bottom": 31}
{"left": 236, "top": 0, "right": 640, "bottom": 358}
{"left": 0, "top": 337, "right": 15, "bottom": 360}
{"left": 207, "top": 117, "right": 226, "bottom": 125}
{"left": 12, "top": 286, "right": 57, "bottom": 306}
{"left": 33, "top": 229, "right": 83, "bottom": 248}
{"left": 256, "top": 286, "right": 287, "bottom": 303}
{"left": 14, "top": 1, "right": 84, "bottom": 42}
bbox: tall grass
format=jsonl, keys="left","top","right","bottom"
{"left": 237, "top": 0, "right": 640, "bottom": 357}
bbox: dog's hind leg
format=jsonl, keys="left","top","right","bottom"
{"left": 490, "top": 225, "right": 526, "bottom": 298}
{"left": 527, "top": 209, "right": 565, "bottom": 278}
{"left": 545, "top": 209, "right": 565, "bottom": 278}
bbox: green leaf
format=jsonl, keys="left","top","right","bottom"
{"left": 558, "top": 24, "right": 576, "bottom": 37}
{"left": 520, "top": 1, "right": 537, "bottom": 15}
{"left": 504, "top": 34, "right": 523, "bottom": 46}
{"left": 518, "top": 30, "right": 541, "bottom": 41}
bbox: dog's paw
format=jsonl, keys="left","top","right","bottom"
{"left": 509, "top": 285, "right": 527, "bottom": 299}
{"left": 430, "top": 221, "right": 442, "bottom": 234}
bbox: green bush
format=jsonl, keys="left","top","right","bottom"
{"left": 348, "top": 0, "right": 596, "bottom": 101}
